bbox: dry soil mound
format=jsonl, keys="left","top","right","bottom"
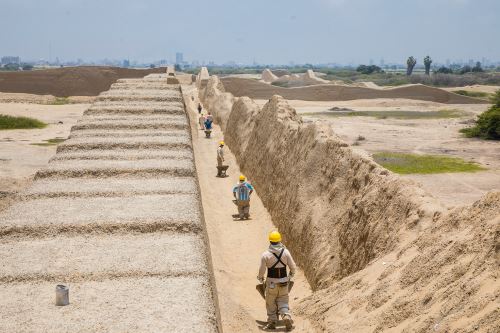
{"left": 0, "top": 66, "right": 164, "bottom": 97}
{"left": 220, "top": 77, "right": 487, "bottom": 104}
{"left": 261, "top": 69, "right": 278, "bottom": 83}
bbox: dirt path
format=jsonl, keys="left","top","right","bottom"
{"left": 187, "top": 98, "right": 316, "bottom": 332}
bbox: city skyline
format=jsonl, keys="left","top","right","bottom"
{"left": 1, "top": 0, "right": 499, "bottom": 65}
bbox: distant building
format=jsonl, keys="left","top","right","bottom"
{"left": 1, "top": 56, "right": 20, "bottom": 65}
{"left": 122, "top": 59, "right": 130, "bottom": 68}
{"left": 176, "top": 52, "right": 183, "bottom": 64}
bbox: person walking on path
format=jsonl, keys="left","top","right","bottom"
{"left": 257, "top": 231, "right": 296, "bottom": 331}
{"left": 199, "top": 113, "right": 206, "bottom": 130}
{"left": 232, "top": 175, "right": 253, "bottom": 219}
{"left": 197, "top": 103, "right": 203, "bottom": 114}
{"left": 206, "top": 111, "right": 213, "bottom": 122}
{"left": 217, "top": 142, "right": 225, "bottom": 167}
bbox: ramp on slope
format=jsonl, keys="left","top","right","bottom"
{"left": 0, "top": 75, "right": 219, "bottom": 332}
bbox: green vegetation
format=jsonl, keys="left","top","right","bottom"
{"left": 356, "top": 65, "right": 382, "bottom": 74}
{"left": 0, "top": 114, "right": 47, "bottom": 130}
{"left": 48, "top": 97, "right": 70, "bottom": 105}
{"left": 270, "top": 81, "right": 289, "bottom": 87}
{"left": 183, "top": 65, "right": 500, "bottom": 87}
{"left": 309, "top": 109, "right": 468, "bottom": 120}
{"left": 424, "top": 56, "right": 432, "bottom": 75}
{"left": 31, "top": 137, "right": 66, "bottom": 146}
{"left": 460, "top": 90, "right": 500, "bottom": 140}
{"left": 406, "top": 56, "right": 417, "bottom": 75}
{"left": 373, "top": 152, "right": 485, "bottom": 174}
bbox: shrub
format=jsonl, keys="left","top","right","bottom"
{"left": 436, "top": 66, "right": 453, "bottom": 74}
{"left": 356, "top": 65, "right": 382, "bottom": 75}
{"left": 3, "top": 63, "right": 20, "bottom": 71}
{"left": 460, "top": 90, "right": 500, "bottom": 140}
{"left": 0, "top": 114, "right": 47, "bottom": 130}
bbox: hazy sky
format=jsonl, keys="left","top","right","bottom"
{"left": 1, "top": 0, "right": 499, "bottom": 64}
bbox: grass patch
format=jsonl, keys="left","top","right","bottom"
{"left": 0, "top": 114, "right": 47, "bottom": 130}
{"left": 31, "top": 137, "right": 66, "bottom": 146}
{"left": 48, "top": 97, "right": 70, "bottom": 105}
{"left": 373, "top": 152, "right": 484, "bottom": 174}
{"left": 309, "top": 109, "right": 467, "bottom": 120}
{"left": 452, "top": 90, "right": 491, "bottom": 100}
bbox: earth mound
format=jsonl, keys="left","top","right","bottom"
{"left": 0, "top": 66, "right": 165, "bottom": 97}
{"left": 220, "top": 77, "right": 488, "bottom": 104}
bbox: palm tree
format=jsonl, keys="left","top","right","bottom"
{"left": 424, "top": 56, "right": 432, "bottom": 75}
{"left": 406, "top": 56, "right": 417, "bottom": 76}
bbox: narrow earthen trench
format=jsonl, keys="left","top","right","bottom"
{"left": 183, "top": 85, "right": 317, "bottom": 332}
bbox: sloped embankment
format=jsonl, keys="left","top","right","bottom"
{"left": 220, "top": 77, "right": 488, "bottom": 104}
{"left": 200, "top": 75, "right": 500, "bottom": 332}
{"left": 0, "top": 74, "right": 220, "bottom": 332}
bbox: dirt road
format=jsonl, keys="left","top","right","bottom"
{"left": 187, "top": 95, "right": 316, "bottom": 332}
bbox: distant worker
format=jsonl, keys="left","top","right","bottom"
{"left": 204, "top": 117, "right": 213, "bottom": 131}
{"left": 257, "top": 231, "right": 296, "bottom": 331}
{"left": 216, "top": 142, "right": 229, "bottom": 177}
{"left": 199, "top": 113, "right": 206, "bottom": 130}
{"left": 217, "top": 141, "right": 225, "bottom": 167}
{"left": 206, "top": 111, "right": 213, "bottom": 122}
{"left": 232, "top": 175, "right": 254, "bottom": 219}
{"left": 197, "top": 103, "right": 203, "bottom": 114}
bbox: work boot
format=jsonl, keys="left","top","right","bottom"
{"left": 283, "top": 314, "right": 293, "bottom": 331}
{"left": 264, "top": 321, "right": 276, "bottom": 330}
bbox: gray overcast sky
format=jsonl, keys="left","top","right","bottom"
{"left": 1, "top": 0, "right": 499, "bottom": 64}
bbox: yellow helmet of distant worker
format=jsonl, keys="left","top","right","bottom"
{"left": 269, "top": 231, "right": 282, "bottom": 243}
{"left": 239, "top": 175, "right": 246, "bottom": 181}
{"left": 219, "top": 141, "right": 225, "bottom": 146}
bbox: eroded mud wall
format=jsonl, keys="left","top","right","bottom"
{"left": 201, "top": 76, "right": 442, "bottom": 288}
{"left": 200, "top": 75, "right": 499, "bottom": 331}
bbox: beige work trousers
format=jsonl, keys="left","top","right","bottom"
{"left": 217, "top": 156, "right": 223, "bottom": 167}
{"left": 265, "top": 280, "right": 290, "bottom": 322}
{"left": 236, "top": 200, "right": 250, "bottom": 218}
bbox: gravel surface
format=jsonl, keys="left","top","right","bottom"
{"left": 25, "top": 177, "right": 197, "bottom": 196}
{"left": 0, "top": 75, "right": 219, "bottom": 332}
{"left": 51, "top": 149, "right": 192, "bottom": 161}
{"left": 1, "top": 194, "right": 201, "bottom": 229}
{"left": 0, "top": 233, "right": 208, "bottom": 282}
{"left": 0, "top": 277, "right": 217, "bottom": 333}
{"left": 69, "top": 129, "right": 188, "bottom": 138}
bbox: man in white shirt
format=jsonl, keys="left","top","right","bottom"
{"left": 257, "top": 231, "right": 296, "bottom": 331}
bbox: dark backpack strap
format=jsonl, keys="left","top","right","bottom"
{"left": 270, "top": 248, "right": 286, "bottom": 269}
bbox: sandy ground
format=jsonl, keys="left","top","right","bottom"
{"left": 265, "top": 98, "right": 500, "bottom": 208}
{"left": 187, "top": 92, "right": 317, "bottom": 332}
{"left": 0, "top": 76, "right": 219, "bottom": 332}
{"left": 0, "top": 102, "right": 88, "bottom": 211}
{"left": 442, "top": 84, "right": 500, "bottom": 94}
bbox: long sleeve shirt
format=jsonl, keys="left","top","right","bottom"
{"left": 217, "top": 146, "right": 224, "bottom": 160}
{"left": 258, "top": 244, "right": 297, "bottom": 283}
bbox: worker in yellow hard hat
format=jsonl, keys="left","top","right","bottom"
{"left": 257, "top": 230, "right": 296, "bottom": 331}
{"left": 216, "top": 141, "right": 226, "bottom": 177}
{"left": 232, "top": 174, "right": 254, "bottom": 219}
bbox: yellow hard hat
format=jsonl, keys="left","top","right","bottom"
{"left": 239, "top": 175, "right": 246, "bottom": 181}
{"left": 269, "top": 231, "right": 282, "bottom": 243}
{"left": 219, "top": 141, "right": 225, "bottom": 146}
